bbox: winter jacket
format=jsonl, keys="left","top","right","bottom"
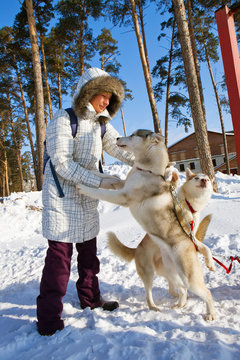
{"left": 42, "top": 68, "right": 134, "bottom": 243}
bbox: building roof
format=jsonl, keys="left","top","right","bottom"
{"left": 168, "top": 130, "right": 234, "bottom": 150}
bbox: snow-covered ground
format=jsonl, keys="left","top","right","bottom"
{"left": 0, "top": 165, "right": 240, "bottom": 360}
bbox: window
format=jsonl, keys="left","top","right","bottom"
{"left": 212, "top": 158, "right": 217, "bottom": 166}
{"left": 190, "top": 162, "right": 195, "bottom": 170}
{"left": 180, "top": 163, "right": 185, "bottom": 172}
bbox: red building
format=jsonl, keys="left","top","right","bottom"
{"left": 168, "top": 131, "right": 238, "bottom": 174}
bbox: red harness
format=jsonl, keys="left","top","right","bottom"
{"left": 185, "top": 199, "right": 196, "bottom": 214}
{"left": 185, "top": 199, "right": 198, "bottom": 250}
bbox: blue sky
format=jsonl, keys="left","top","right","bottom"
{"left": 0, "top": 0, "right": 233, "bottom": 151}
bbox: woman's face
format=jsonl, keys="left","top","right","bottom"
{"left": 90, "top": 92, "right": 112, "bottom": 113}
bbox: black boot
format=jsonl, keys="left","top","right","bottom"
{"left": 101, "top": 300, "right": 119, "bottom": 311}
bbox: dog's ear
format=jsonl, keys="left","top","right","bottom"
{"left": 186, "top": 167, "right": 194, "bottom": 179}
{"left": 150, "top": 133, "right": 165, "bottom": 143}
{"left": 165, "top": 162, "right": 178, "bottom": 182}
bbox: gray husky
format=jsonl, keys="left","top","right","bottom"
{"left": 107, "top": 168, "right": 214, "bottom": 312}
{"left": 77, "top": 130, "right": 216, "bottom": 320}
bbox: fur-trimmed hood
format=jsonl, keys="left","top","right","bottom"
{"left": 72, "top": 67, "right": 124, "bottom": 121}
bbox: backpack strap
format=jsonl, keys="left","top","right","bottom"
{"left": 49, "top": 160, "right": 64, "bottom": 198}
{"left": 48, "top": 108, "right": 78, "bottom": 198}
{"left": 99, "top": 123, "right": 106, "bottom": 174}
{"left": 65, "top": 108, "right": 78, "bottom": 137}
{"left": 101, "top": 123, "right": 106, "bottom": 139}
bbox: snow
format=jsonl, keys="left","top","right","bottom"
{"left": 0, "top": 165, "right": 240, "bottom": 360}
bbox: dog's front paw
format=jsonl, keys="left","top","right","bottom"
{"left": 100, "top": 177, "right": 124, "bottom": 189}
{"left": 112, "top": 179, "right": 125, "bottom": 189}
{"left": 205, "top": 257, "right": 216, "bottom": 272}
{"left": 205, "top": 312, "right": 216, "bottom": 321}
{"left": 76, "top": 184, "right": 82, "bottom": 194}
{"left": 172, "top": 301, "right": 187, "bottom": 310}
{"left": 76, "top": 184, "right": 89, "bottom": 195}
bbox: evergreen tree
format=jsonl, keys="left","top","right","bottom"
{"left": 107, "top": 0, "right": 161, "bottom": 133}
{"left": 55, "top": 0, "right": 104, "bottom": 89}
{"left": 0, "top": 74, "right": 29, "bottom": 194}
{"left": 0, "top": 26, "right": 38, "bottom": 180}
{"left": 14, "top": 1, "right": 55, "bottom": 122}
{"left": 152, "top": 14, "right": 191, "bottom": 146}
{"left": 44, "top": 26, "right": 70, "bottom": 109}
{"left": 96, "top": 28, "right": 121, "bottom": 73}
{"left": 172, "top": 0, "right": 218, "bottom": 191}
{"left": 0, "top": 97, "right": 10, "bottom": 196}
{"left": 25, "top": 0, "right": 45, "bottom": 190}
{"left": 95, "top": 26, "right": 132, "bottom": 164}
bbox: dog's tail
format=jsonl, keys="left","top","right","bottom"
{"left": 107, "top": 232, "right": 135, "bottom": 262}
{"left": 195, "top": 214, "right": 212, "bottom": 242}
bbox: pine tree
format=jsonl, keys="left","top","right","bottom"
{"left": 172, "top": 0, "right": 218, "bottom": 191}
{"left": 0, "top": 26, "right": 38, "bottom": 181}
{"left": 96, "top": 28, "right": 121, "bottom": 73}
{"left": 25, "top": 0, "right": 45, "bottom": 190}
{"left": 107, "top": 0, "right": 161, "bottom": 133}
{"left": 152, "top": 14, "right": 191, "bottom": 146}
{"left": 44, "top": 26, "right": 70, "bottom": 109}
{"left": 55, "top": 0, "right": 104, "bottom": 84}
{"left": 0, "top": 99, "right": 10, "bottom": 196}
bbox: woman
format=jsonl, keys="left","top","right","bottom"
{"left": 37, "top": 67, "right": 134, "bottom": 336}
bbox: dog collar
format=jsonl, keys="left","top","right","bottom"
{"left": 136, "top": 167, "right": 164, "bottom": 178}
{"left": 136, "top": 167, "right": 153, "bottom": 174}
{"left": 185, "top": 199, "right": 196, "bottom": 214}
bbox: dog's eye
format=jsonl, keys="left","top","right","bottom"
{"left": 195, "top": 177, "right": 199, "bottom": 180}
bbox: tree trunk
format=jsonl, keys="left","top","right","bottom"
{"left": 137, "top": 0, "right": 150, "bottom": 72}
{"left": 130, "top": 0, "right": 161, "bottom": 134}
{"left": 17, "top": 147, "right": 24, "bottom": 192}
{"left": 165, "top": 21, "right": 176, "bottom": 147}
{"left": 14, "top": 54, "right": 38, "bottom": 180}
{"left": 25, "top": 0, "right": 45, "bottom": 190}
{"left": 0, "top": 123, "right": 9, "bottom": 196}
{"left": 101, "top": 54, "right": 105, "bottom": 70}
{"left": 1, "top": 175, "right": 5, "bottom": 197}
{"left": 172, "top": 0, "right": 218, "bottom": 192}
{"left": 8, "top": 95, "right": 24, "bottom": 192}
{"left": 120, "top": 107, "right": 127, "bottom": 136}
{"left": 204, "top": 41, "right": 230, "bottom": 174}
{"left": 3, "top": 155, "right": 9, "bottom": 196}
{"left": 57, "top": 64, "right": 62, "bottom": 109}
{"left": 186, "top": 0, "right": 207, "bottom": 123}
{"left": 40, "top": 33, "right": 53, "bottom": 121}
{"left": 79, "top": 18, "right": 85, "bottom": 75}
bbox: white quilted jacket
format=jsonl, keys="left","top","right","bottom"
{"left": 42, "top": 68, "right": 134, "bottom": 243}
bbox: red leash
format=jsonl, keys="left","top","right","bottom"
{"left": 189, "top": 220, "right": 240, "bottom": 274}
{"left": 178, "top": 197, "right": 240, "bottom": 274}
{"left": 212, "top": 256, "right": 240, "bottom": 274}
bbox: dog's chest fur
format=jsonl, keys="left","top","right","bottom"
{"left": 124, "top": 167, "right": 169, "bottom": 204}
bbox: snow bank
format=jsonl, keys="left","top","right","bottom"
{"left": 0, "top": 167, "right": 239, "bottom": 360}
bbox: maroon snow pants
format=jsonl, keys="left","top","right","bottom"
{"left": 36, "top": 238, "right": 101, "bottom": 335}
